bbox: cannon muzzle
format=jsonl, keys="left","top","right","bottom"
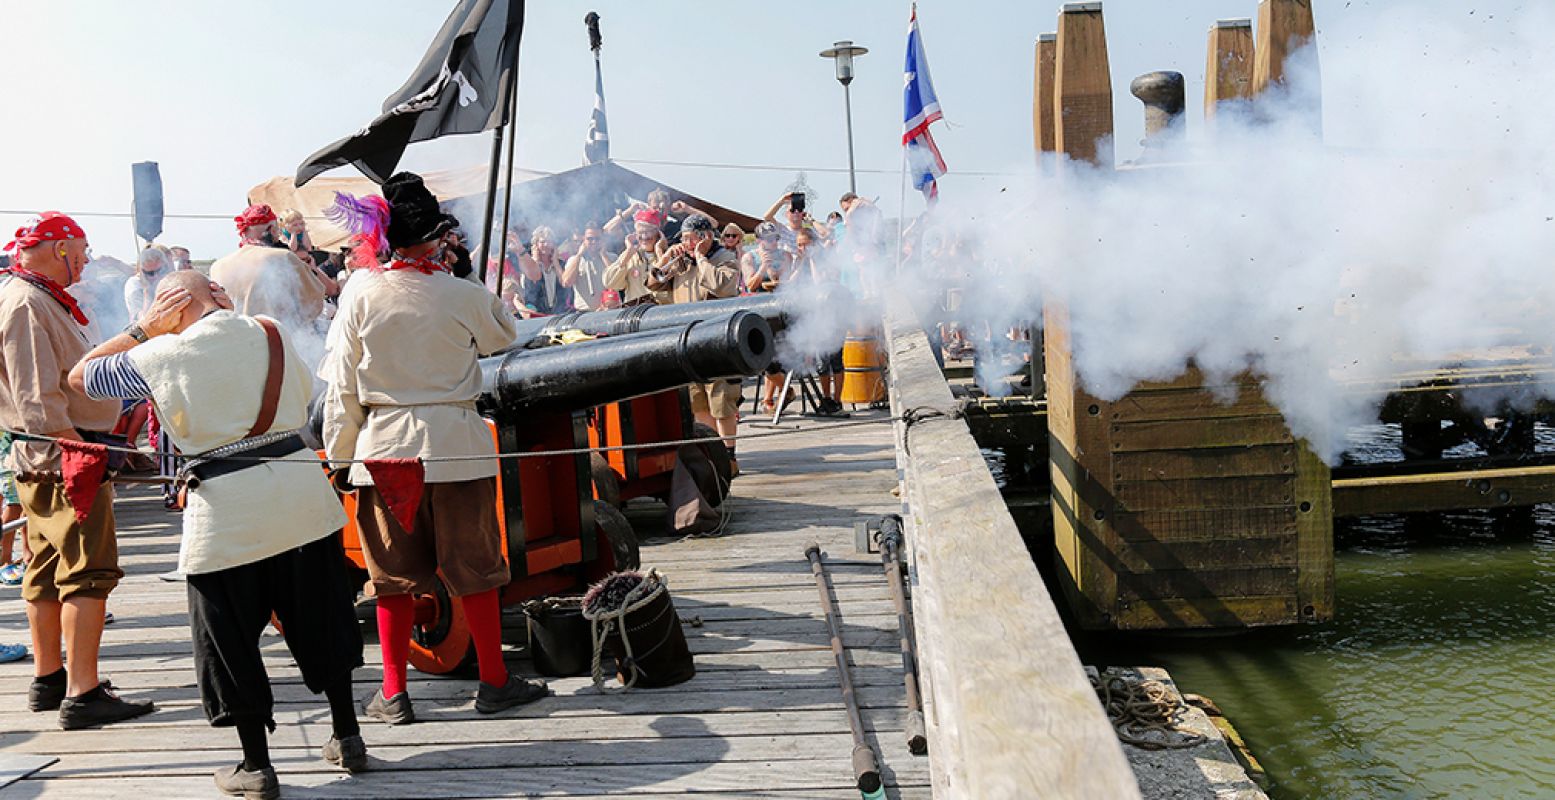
{"left": 479, "top": 310, "right": 773, "bottom": 416}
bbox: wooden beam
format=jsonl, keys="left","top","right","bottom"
{"left": 1054, "top": 2, "right": 1113, "bottom": 167}
{"left": 1332, "top": 464, "right": 1555, "bottom": 517}
{"left": 1034, "top": 33, "right": 1058, "bottom": 154}
{"left": 1205, "top": 18, "right": 1254, "bottom": 118}
{"left": 884, "top": 296, "right": 1140, "bottom": 800}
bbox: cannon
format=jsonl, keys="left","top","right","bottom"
{"left": 502, "top": 282, "right": 851, "bottom": 351}
{"left": 326, "top": 312, "right": 774, "bottom": 673}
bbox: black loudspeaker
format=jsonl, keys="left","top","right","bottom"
{"left": 131, "top": 161, "right": 164, "bottom": 242}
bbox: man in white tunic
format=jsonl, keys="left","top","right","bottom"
{"left": 322, "top": 172, "right": 548, "bottom": 726}
{"left": 70, "top": 271, "right": 367, "bottom": 799}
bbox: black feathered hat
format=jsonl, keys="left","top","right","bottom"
{"left": 383, "top": 172, "right": 458, "bottom": 250}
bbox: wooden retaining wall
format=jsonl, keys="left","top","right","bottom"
{"left": 884, "top": 298, "right": 1139, "bottom": 799}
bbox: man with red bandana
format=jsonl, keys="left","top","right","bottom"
{"left": 322, "top": 173, "right": 548, "bottom": 725}
{"left": 210, "top": 204, "right": 328, "bottom": 333}
{"left": 0, "top": 212, "right": 156, "bottom": 728}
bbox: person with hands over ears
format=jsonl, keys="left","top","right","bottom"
{"left": 71, "top": 272, "right": 368, "bottom": 798}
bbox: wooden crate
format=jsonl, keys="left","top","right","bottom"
{"left": 1044, "top": 303, "right": 1333, "bottom": 629}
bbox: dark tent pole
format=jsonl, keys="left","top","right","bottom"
{"left": 494, "top": 71, "right": 520, "bottom": 301}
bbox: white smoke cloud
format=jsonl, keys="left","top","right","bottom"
{"left": 789, "top": 3, "right": 1555, "bottom": 463}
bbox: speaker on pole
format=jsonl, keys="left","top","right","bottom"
{"left": 131, "top": 161, "right": 164, "bottom": 243}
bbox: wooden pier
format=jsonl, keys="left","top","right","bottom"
{"left": 0, "top": 412, "right": 939, "bottom": 798}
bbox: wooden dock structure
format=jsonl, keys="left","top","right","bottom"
{"left": 0, "top": 413, "right": 940, "bottom": 798}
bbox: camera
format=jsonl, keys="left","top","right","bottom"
{"left": 790, "top": 192, "right": 806, "bottom": 213}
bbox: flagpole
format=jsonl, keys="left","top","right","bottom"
{"left": 494, "top": 71, "right": 520, "bottom": 301}
{"left": 894, "top": 149, "right": 908, "bottom": 278}
{"left": 478, "top": 43, "right": 521, "bottom": 288}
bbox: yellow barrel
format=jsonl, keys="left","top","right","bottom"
{"left": 840, "top": 334, "right": 886, "bottom": 404}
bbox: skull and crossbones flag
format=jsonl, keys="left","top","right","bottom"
{"left": 295, "top": 0, "right": 525, "bottom": 186}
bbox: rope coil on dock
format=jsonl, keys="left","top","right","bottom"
{"left": 1090, "top": 668, "right": 1209, "bottom": 751}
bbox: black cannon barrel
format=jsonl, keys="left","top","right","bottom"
{"left": 478, "top": 311, "right": 773, "bottom": 416}
{"left": 506, "top": 282, "right": 850, "bottom": 351}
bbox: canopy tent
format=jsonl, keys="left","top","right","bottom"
{"left": 247, "top": 160, "right": 760, "bottom": 251}
{"left": 247, "top": 164, "right": 550, "bottom": 250}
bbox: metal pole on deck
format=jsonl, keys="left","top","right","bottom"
{"left": 806, "top": 542, "right": 886, "bottom": 799}
{"left": 878, "top": 516, "right": 927, "bottom": 755}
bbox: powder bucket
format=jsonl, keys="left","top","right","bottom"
{"left": 603, "top": 588, "right": 696, "bottom": 688}
{"left": 524, "top": 597, "right": 592, "bottom": 677}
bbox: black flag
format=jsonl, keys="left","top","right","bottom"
{"left": 295, "top": 0, "right": 525, "bottom": 186}
{"left": 583, "top": 12, "right": 609, "bottom": 165}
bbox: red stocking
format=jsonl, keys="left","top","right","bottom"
{"left": 376, "top": 593, "right": 414, "bottom": 698}
{"left": 462, "top": 588, "right": 508, "bottom": 687}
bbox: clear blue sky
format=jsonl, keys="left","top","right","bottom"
{"left": 0, "top": 0, "right": 1462, "bottom": 259}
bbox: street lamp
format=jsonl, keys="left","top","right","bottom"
{"left": 820, "top": 40, "right": 868, "bottom": 194}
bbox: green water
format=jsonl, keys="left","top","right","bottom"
{"left": 988, "top": 426, "right": 1555, "bottom": 798}
{"left": 1068, "top": 425, "right": 1555, "bottom": 799}
{"left": 1106, "top": 514, "right": 1555, "bottom": 799}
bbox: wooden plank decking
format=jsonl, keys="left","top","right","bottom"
{"left": 0, "top": 408, "right": 928, "bottom": 798}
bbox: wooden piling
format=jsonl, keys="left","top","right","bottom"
{"left": 1205, "top": 18, "right": 1254, "bottom": 119}
{"left": 1252, "top": 0, "right": 1321, "bottom": 131}
{"left": 1054, "top": 2, "right": 1113, "bottom": 168}
{"left": 1041, "top": 2, "right": 1333, "bottom": 631}
{"left": 1033, "top": 33, "right": 1058, "bottom": 155}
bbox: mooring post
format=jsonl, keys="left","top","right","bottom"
{"left": 1054, "top": 2, "right": 1114, "bottom": 169}
{"left": 1205, "top": 18, "right": 1255, "bottom": 120}
{"left": 1129, "top": 70, "right": 1186, "bottom": 153}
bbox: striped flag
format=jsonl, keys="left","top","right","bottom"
{"left": 903, "top": 5, "right": 946, "bottom": 202}
{"left": 584, "top": 53, "right": 609, "bottom": 164}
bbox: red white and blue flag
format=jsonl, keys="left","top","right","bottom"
{"left": 903, "top": 5, "right": 946, "bottom": 202}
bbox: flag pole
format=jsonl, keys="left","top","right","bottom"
{"left": 894, "top": 149, "right": 908, "bottom": 277}
{"left": 494, "top": 71, "right": 519, "bottom": 301}
{"left": 477, "top": 43, "right": 521, "bottom": 287}
{"left": 894, "top": 2, "right": 913, "bottom": 278}
{"left": 475, "top": 129, "right": 505, "bottom": 286}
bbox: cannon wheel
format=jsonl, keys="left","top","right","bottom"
{"left": 594, "top": 500, "right": 639, "bottom": 572}
{"left": 692, "top": 423, "right": 733, "bottom": 503}
{"left": 590, "top": 452, "right": 622, "bottom": 509}
{"left": 407, "top": 576, "right": 475, "bottom": 675}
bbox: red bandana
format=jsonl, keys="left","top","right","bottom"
{"left": 363, "top": 458, "right": 426, "bottom": 534}
{"left": 382, "top": 255, "right": 447, "bottom": 276}
{"left": 233, "top": 204, "right": 277, "bottom": 234}
{"left": 634, "top": 208, "right": 666, "bottom": 227}
{"left": 4, "top": 266, "right": 90, "bottom": 326}
{"left": 4, "top": 211, "right": 84, "bottom": 253}
{"left": 59, "top": 440, "right": 109, "bottom": 522}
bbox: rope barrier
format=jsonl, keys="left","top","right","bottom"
{"left": 0, "top": 411, "right": 910, "bottom": 467}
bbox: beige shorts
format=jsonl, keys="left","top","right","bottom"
{"left": 688, "top": 379, "right": 742, "bottom": 419}
{"left": 18, "top": 480, "right": 121, "bottom": 602}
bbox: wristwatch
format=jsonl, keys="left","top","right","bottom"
{"left": 123, "top": 323, "right": 149, "bottom": 343}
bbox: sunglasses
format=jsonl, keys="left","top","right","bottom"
{"left": 722, "top": 234, "right": 741, "bottom": 240}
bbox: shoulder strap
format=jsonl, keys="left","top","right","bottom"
{"left": 247, "top": 318, "right": 285, "bottom": 438}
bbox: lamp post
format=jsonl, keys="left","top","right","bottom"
{"left": 820, "top": 40, "right": 869, "bottom": 194}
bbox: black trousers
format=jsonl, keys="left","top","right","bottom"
{"left": 186, "top": 534, "right": 364, "bottom": 728}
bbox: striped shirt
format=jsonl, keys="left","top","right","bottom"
{"left": 82, "top": 353, "right": 153, "bottom": 401}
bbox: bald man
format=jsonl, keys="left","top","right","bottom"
{"left": 70, "top": 272, "right": 369, "bottom": 797}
